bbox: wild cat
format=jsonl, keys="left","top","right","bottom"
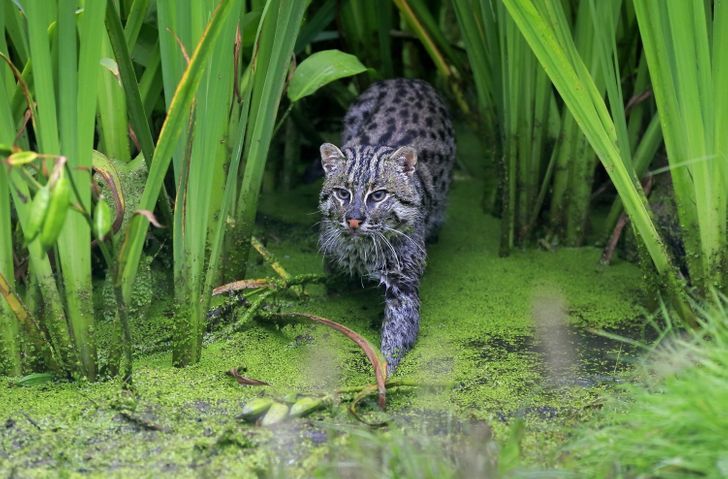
{"left": 318, "top": 78, "right": 455, "bottom": 372}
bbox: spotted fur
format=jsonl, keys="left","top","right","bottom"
{"left": 318, "top": 78, "right": 455, "bottom": 372}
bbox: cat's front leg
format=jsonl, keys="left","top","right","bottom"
{"left": 380, "top": 279, "right": 421, "bottom": 374}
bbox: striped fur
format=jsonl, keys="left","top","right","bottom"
{"left": 318, "top": 79, "right": 455, "bottom": 372}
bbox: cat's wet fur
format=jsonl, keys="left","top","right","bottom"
{"left": 318, "top": 78, "right": 455, "bottom": 372}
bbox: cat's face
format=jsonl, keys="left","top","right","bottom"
{"left": 319, "top": 144, "right": 422, "bottom": 237}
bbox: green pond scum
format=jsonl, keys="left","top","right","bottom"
{"left": 0, "top": 127, "right": 652, "bottom": 478}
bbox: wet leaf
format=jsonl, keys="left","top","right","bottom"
{"left": 212, "top": 279, "right": 272, "bottom": 296}
{"left": 287, "top": 49, "right": 367, "bottom": 102}
{"left": 226, "top": 368, "right": 269, "bottom": 386}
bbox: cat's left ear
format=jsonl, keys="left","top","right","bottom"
{"left": 320, "top": 143, "right": 346, "bottom": 175}
{"left": 390, "top": 146, "right": 417, "bottom": 175}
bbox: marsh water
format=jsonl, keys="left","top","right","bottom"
{"left": 0, "top": 128, "right": 654, "bottom": 477}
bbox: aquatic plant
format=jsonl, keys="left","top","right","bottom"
{"left": 0, "top": 0, "right": 365, "bottom": 378}
{"left": 2, "top": 0, "right": 726, "bottom": 385}
{"left": 453, "top": 0, "right": 726, "bottom": 318}
{"left": 568, "top": 295, "right": 728, "bottom": 477}
{"left": 1, "top": 1, "right": 109, "bottom": 379}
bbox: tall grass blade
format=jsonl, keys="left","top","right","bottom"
{"left": 0, "top": 8, "right": 20, "bottom": 375}
{"left": 502, "top": 0, "right": 692, "bottom": 317}
{"left": 118, "top": 0, "right": 239, "bottom": 302}
{"left": 232, "top": 0, "right": 309, "bottom": 277}
{"left": 168, "top": 0, "right": 243, "bottom": 366}
{"left": 105, "top": 0, "right": 174, "bottom": 226}
{"left": 633, "top": 1, "right": 727, "bottom": 292}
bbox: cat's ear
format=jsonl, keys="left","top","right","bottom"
{"left": 320, "top": 143, "right": 346, "bottom": 175}
{"left": 389, "top": 146, "right": 417, "bottom": 175}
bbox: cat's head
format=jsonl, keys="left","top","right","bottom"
{"left": 318, "top": 143, "right": 422, "bottom": 236}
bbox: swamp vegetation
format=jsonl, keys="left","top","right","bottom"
{"left": 1, "top": 0, "right": 727, "bottom": 477}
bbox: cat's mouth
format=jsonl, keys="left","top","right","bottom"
{"left": 343, "top": 226, "right": 366, "bottom": 236}
{"left": 340, "top": 222, "right": 370, "bottom": 237}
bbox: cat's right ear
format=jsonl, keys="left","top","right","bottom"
{"left": 320, "top": 143, "right": 346, "bottom": 175}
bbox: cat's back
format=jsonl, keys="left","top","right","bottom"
{"left": 341, "top": 78, "right": 455, "bottom": 160}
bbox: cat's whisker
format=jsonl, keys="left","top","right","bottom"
{"left": 376, "top": 231, "right": 402, "bottom": 271}
{"left": 383, "top": 226, "right": 426, "bottom": 255}
{"left": 371, "top": 234, "right": 383, "bottom": 271}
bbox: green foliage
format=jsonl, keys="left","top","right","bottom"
{"left": 229, "top": 0, "right": 310, "bottom": 279}
{"left": 633, "top": 1, "right": 727, "bottom": 293}
{"left": 0, "top": 0, "right": 724, "bottom": 391}
{"left": 501, "top": 0, "right": 693, "bottom": 318}
{"left": 306, "top": 421, "right": 511, "bottom": 478}
{"left": 569, "top": 298, "right": 728, "bottom": 478}
{"left": 288, "top": 49, "right": 367, "bottom": 102}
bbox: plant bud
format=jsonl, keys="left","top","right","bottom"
{"left": 93, "top": 199, "right": 113, "bottom": 240}
{"left": 39, "top": 174, "right": 71, "bottom": 251}
{"left": 25, "top": 186, "right": 51, "bottom": 243}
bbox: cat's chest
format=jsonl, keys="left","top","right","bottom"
{"left": 330, "top": 234, "right": 401, "bottom": 279}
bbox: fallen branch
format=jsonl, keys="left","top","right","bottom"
{"left": 212, "top": 278, "right": 272, "bottom": 296}
{"left": 226, "top": 367, "right": 269, "bottom": 386}
{"left": 210, "top": 239, "right": 388, "bottom": 409}
{"left": 264, "top": 311, "right": 388, "bottom": 409}
{"left": 251, "top": 236, "right": 291, "bottom": 282}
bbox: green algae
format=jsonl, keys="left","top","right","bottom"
{"left": 0, "top": 128, "right": 652, "bottom": 477}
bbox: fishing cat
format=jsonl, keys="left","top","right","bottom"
{"left": 318, "top": 78, "right": 455, "bottom": 372}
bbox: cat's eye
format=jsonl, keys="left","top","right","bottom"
{"left": 334, "top": 188, "right": 351, "bottom": 201}
{"left": 369, "top": 190, "right": 388, "bottom": 202}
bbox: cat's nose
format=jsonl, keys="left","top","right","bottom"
{"left": 345, "top": 213, "right": 365, "bottom": 229}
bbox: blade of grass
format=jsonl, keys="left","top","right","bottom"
{"left": 118, "top": 0, "right": 239, "bottom": 302}
{"left": 232, "top": 0, "right": 309, "bottom": 277}
{"left": 0, "top": 9, "right": 21, "bottom": 376}
{"left": 394, "top": 0, "right": 469, "bottom": 114}
{"left": 123, "top": 0, "right": 150, "bottom": 48}
{"left": 171, "top": 0, "right": 242, "bottom": 366}
{"left": 60, "top": 0, "right": 107, "bottom": 379}
{"left": 631, "top": 2, "right": 701, "bottom": 288}
{"left": 97, "top": 41, "right": 131, "bottom": 164}
{"left": 502, "top": 0, "right": 692, "bottom": 320}
{"left": 634, "top": 1, "right": 726, "bottom": 292}
{"left": 452, "top": 0, "right": 501, "bottom": 143}
{"left": 24, "top": 0, "right": 103, "bottom": 378}
{"left": 105, "top": 0, "right": 174, "bottom": 227}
